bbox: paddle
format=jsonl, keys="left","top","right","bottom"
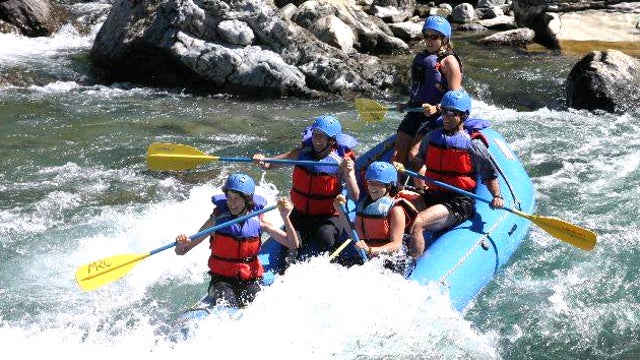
{"left": 328, "top": 238, "right": 354, "bottom": 262}
{"left": 396, "top": 165, "right": 597, "bottom": 251}
{"left": 146, "top": 142, "right": 340, "bottom": 172}
{"left": 334, "top": 198, "right": 368, "bottom": 261}
{"left": 355, "top": 98, "right": 423, "bottom": 122}
{"left": 75, "top": 205, "right": 277, "bottom": 291}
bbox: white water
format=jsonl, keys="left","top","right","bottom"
{"left": 2, "top": 2, "right": 639, "bottom": 359}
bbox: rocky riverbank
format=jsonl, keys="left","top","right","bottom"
{"left": 2, "top": 0, "right": 639, "bottom": 111}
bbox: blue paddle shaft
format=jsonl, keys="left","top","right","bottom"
{"left": 338, "top": 203, "right": 368, "bottom": 261}
{"left": 402, "top": 169, "right": 516, "bottom": 213}
{"left": 148, "top": 205, "right": 278, "bottom": 256}
{"left": 217, "top": 157, "right": 339, "bottom": 167}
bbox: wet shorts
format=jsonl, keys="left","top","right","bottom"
{"left": 397, "top": 111, "right": 439, "bottom": 138}
{"left": 208, "top": 274, "right": 261, "bottom": 308}
{"left": 421, "top": 190, "right": 475, "bottom": 225}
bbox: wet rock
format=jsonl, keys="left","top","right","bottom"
{"left": 90, "top": 0, "right": 402, "bottom": 98}
{"left": 0, "top": 0, "right": 62, "bottom": 37}
{"left": 451, "top": 3, "right": 476, "bottom": 23}
{"left": 477, "top": 27, "right": 534, "bottom": 47}
{"left": 566, "top": 49, "right": 640, "bottom": 113}
{"left": 512, "top": 0, "right": 640, "bottom": 50}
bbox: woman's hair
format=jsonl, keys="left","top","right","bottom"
{"left": 438, "top": 40, "right": 455, "bottom": 56}
{"left": 388, "top": 184, "right": 400, "bottom": 197}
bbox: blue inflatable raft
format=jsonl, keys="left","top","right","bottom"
{"left": 177, "top": 127, "right": 535, "bottom": 326}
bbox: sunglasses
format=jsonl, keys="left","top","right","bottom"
{"left": 441, "top": 108, "right": 464, "bottom": 117}
{"left": 424, "top": 34, "right": 442, "bottom": 41}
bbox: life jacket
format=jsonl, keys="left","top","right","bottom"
{"left": 207, "top": 194, "right": 267, "bottom": 281}
{"left": 424, "top": 127, "right": 489, "bottom": 193}
{"left": 354, "top": 193, "right": 419, "bottom": 247}
{"left": 290, "top": 148, "right": 342, "bottom": 216}
{"left": 409, "top": 49, "right": 463, "bottom": 106}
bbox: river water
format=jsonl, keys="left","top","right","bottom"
{"left": 1, "top": 2, "right": 639, "bottom": 359}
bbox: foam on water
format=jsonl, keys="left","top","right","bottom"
{"left": 1, "top": 175, "right": 501, "bottom": 359}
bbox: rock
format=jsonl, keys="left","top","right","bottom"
{"left": 388, "top": 20, "right": 424, "bottom": 41}
{"left": 311, "top": 15, "right": 356, "bottom": 53}
{"left": 291, "top": 0, "right": 408, "bottom": 54}
{"left": 477, "top": 27, "right": 534, "bottom": 47}
{"left": 0, "top": 0, "right": 61, "bottom": 37}
{"left": 0, "top": 19, "right": 21, "bottom": 34}
{"left": 556, "top": 8, "right": 640, "bottom": 43}
{"left": 512, "top": 0, "right": 640, "bottom": 50}
{"left": 90, "top": 0, "right": 400, "bottom": 98}
{"left": 566, "top": 49, "right": 640, "bottom": 113}
{"left": 217, "top": 20, "right": 255, "bottom": 46}
{"left": 371, "top": 5, "right": 413, "bottom": 23}
{"left": 451, "top": 3, "right": 477, "bottom": 23}
{"left": 476, "top": 14, "right": 516, "bottom": 30}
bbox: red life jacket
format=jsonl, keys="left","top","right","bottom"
{"left": 424, "top": 128, "right": 488, "bottom": 193}
{"left": 207, "top": 196, "right": 265, "bottom": 281}
{"left": 355, "top": 192, "right": 419, "bottom": 247}
{"left": 290, "top": 148, "right": 342, "bottom": 216}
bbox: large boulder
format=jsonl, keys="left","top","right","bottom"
{"left": 565, "top": 50, "right": 640, "bottom": 113}
{"left": 89, "top": 0, "right": 403, "bottom": 98}
{"left": 0, "top": 0, "right": 61, "bottom": 37}
{"left": 512, "top": 0, "right": 640, "bottom": 49}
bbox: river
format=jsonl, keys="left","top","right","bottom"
{"left": 1, "top": 1, "right": 639, "bottom": 359}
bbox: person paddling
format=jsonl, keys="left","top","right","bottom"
{"left": 334, "top": 161, "right": 419, "bottom": 273}
{"left": 174, "top": 173, "right": 299, "bottom": 308}
{"left": 252, "top": 115, "right": 360, "bottom": 261}
{"left": 392, "top": 15, "right": 463, "bottom": 176}
{"left": 405, "top": 89, "right": 504, "bottom": 259}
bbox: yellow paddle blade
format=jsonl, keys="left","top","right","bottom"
{"left": 146, "top": 142, "right": 217, "bottom": 171}
{"left": 511, "top": 209, "right": 597, "bottom": 251}
{"left": 355, "top": 98, "right": 389, "bottom": 122}
{"left": 75, "top": 253, "right": 149, "bottom": 291}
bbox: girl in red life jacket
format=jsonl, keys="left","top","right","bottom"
{"left": 252, "top": 115, "right": 360, "bottom": 261}
{"left": 174, "top": 173, "right": 299, "bottom": 308}
{"left": 335, "top": 162, "right": 419, "bottom": 272}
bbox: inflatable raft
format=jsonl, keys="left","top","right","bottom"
{"left": 176, "top": 126, "right": 535, "bottom": 328}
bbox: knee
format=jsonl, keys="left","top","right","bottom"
{"left": 316, "top": 226, "right": 337, "bottom": 248}
{"left": 412, "top": 212, "right": 427, "bottom": 230}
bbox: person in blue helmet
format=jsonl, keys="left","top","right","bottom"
{"left": 405, "top": 89, "right": 504, "bottom": 259}
{"left": 392, "top": 15, "right": 463, "bottom": 175}
{"left": 334, "top": 161, "right": 419, "bottom": 272}
{"left": 252, "top": 115, "right": 360, "bottom": 261}
{"left": 174, "top": 173, "right": 299, "bottom": 308}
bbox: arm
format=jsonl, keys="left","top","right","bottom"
{"left": 261, "top": 197, "right": 300, "bottom": 249}
{"left": 441, "top": 55, "right": 462, "bottom": 91}
{"left": 412, "top": 139, "right": 429, "bottom": 189}
{"left": 470, "top": 140, "right": 504, "bottom": 209}
{"left": 340, "top": 156, "right": 360, "bottom": 201}
{"left": 421, "top": 55, "right": 462, "bottom": 116}
{"left": 485, "top": 177, "right": 504, "bottom": 209}
{"left": 252, "top": 147, "right": 300, "bottom": 170}
{"left": 175, "top": 214, "right": 216, "bottom": 255}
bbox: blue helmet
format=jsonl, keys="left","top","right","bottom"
{"left": 365, "top": 161, "right": 397, "bottom": 186}
{"left": 441, "top": 89, "right": 472, "bottom": 114}
{"left": 311, "top": 115, "right": 342, "bottom": 138}
{"left": 422, "top": 16, "right": 452, "bottom": 40}
{"left": 223, "top": 173, "right": 255, "bottom": 197}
